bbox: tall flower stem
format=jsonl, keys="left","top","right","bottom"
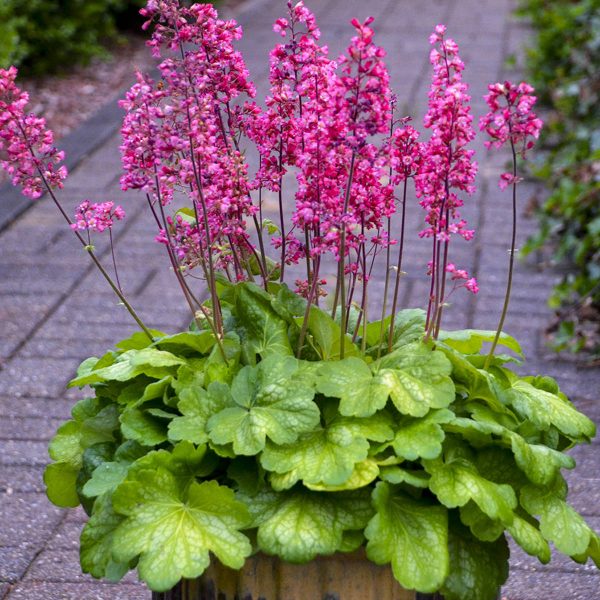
{"left": 485, "top": 138, "right": 518, "bottom": 369}
{"left": 387, "top": 177, "right": 408, "bottom": 351}
{"left": 338, "top": 152, "right": 357, "bottom": 359}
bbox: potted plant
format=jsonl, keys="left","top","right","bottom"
{"left": 0, "top": 1, "right": 597, "bottom": 599}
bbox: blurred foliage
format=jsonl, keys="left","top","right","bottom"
{"left": 0, "top": 0, "right": 146, "bottom": 76}
{"left": 519, "top": 0, "right": 600, "bottom": 357}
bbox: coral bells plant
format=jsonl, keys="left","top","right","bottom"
{"left": 1, "top": 1, "right": 598, "bottom": 598}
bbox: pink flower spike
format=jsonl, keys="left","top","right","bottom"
{"left": 71, "top": 201, "right": 125, "bottom": 233}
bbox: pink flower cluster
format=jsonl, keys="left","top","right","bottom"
{"left": 71, "top": 201, "right": 126, "bottom": 233}
{"left": 120, "top": 0, "right": 257, "bottom": 275}
{"left": 480, "top": 81, "right": 542, "bottom": 188}
{"left": 0, "top": 67, "right": 67, "bottom": 199}
{"left": 417, "top": 25, "right": 478, "bottom": 301}
{"left": 446, "top": 263, "right": 479, "bottom": 294}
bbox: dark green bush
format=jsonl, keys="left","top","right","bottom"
{"left": 0, "top": 0, "right": 145, "bottom": 76}
{"left": 519, "top": 0, "right": 600, "bottom": 356}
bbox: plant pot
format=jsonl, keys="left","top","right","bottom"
{"left": 150, "top": 551, "right": 446, "bottom": 600}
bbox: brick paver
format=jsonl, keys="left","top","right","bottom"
{"left": 0, "top": 0, "right": 598, "bottom": 598}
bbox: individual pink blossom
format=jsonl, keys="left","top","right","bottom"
{"left": 480, "top": 80, "right": 543, "bottom": 159}
{"left": 0, "top": 66, "right": 67, "bottom": 199}
{"left": 71, "top": 201, "right": 126, "bottom": 233}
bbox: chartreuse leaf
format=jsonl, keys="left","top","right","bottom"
{"left": 425, "top": 457, "right": 517, "bottom": 524}
{"left": 441, "top": 519, "right": 509, "bottom": 600}
{"left": 112, "top": 470, "right": 251, "bottom": 591}
{"left": 389, "top": 309, "right": 427, "bottom": 348}
{"left": 241, "top": 488, "right": 373, "bottom": 562}
{"left": 365, "top": 482, "right": 449, "bottom": 593}
{"left": 392, "top": 409, "right": 454, "bottom": 460}
{"left": 379, "top": 466, "right": 430, "bottom": 489}
{"left": 572, "top": 531, "right": 600, "bottom": 568}
{"left": 306, "top": 459, "right": 380, "bottom": 492}
{"left": 152, "top": 331, "right": 216, "bottom": 356}
{"left": 520, "top": 478, "right": 593, "bottom": 556}
{"left": 44, "top": 462, "right": 80, "bottom": 507}
{"left": 69, "top": 348, "right": 186, "bottom": 387}
{"left": 204, "top": 332, "right": 241, "bottom": 386}
{"left": 438, "top": 329, "right": 522, "bottom": 357}
{"left": 80, "top": 493, "right": 128, "bottom": 581}
{"left": 207, "top": 356, "right": 319, "bottom": 455}
{"left": 459, "top": 502, "right": 504, "bottom": 542}
{"left": 116, "top": 330, "right": 167, "bottom": 351}
{"left": 168, "top": 382, "right": 229, "bottom": 444}
{"left": 120, "top": 406, "right": 168, "bottom": 447}
{"left": 261, "top": 411, "right": 391, "bottom": 489}
{"left": 506, "top": 378, "right": 595, "bottom": 441}
{"left": 317, "top": 358, "right": 390, "bottom": 417}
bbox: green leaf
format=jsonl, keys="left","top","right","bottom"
{"left": 520, "top": 479, "right": 592, "bottom": 556}
{"left": 379, "top": 466, "right": 430, "bottom": 489}
{"left": 204, "top": 332, "right": 241, "bottom": 386}
{"left": 168, "top": 383, "right": 228, "bottom": 445}
{"left": 82, "top": 441, "right": 146, "bottom": 498}
{"left": 392, "top": 409, "right": 454, "bottom": 460}
{"left": 116, "top": 330, "right": 167, "bottom": 351}
{"left": 365, "top": 482, "right": 449, "bottom": 593}
{"left": 459, "top": 502, "right": 504, "bottom": 542}
{"left": 317, "top": 357, "right": 391, "bottom": 417}
{"left": 261, "top": 411, "right": 389, "bottom": 488}
{"left": 242, "top": 488, "right": 373, "bottom": 562}
{"left": 233, "top": 283, "right": 293, "bottom": 358}
{"left": 112, "top": 472, "right": 251, "bottom": 591}
{"left": 306, "top": 459, "right": 380, "bottom": 491}
{"left": 120, "top": 407, "right": 168, "bottom": 447}
{"left": 438, "top": 329, "right": 523, "bottom": 357}
{"left": 441, "top": 519, "right": 509, "bottom": 600}
{"left": 426, "top": 458, "right": 517, "bottom": 523}
{"left": 507, "top": 513, "right": 551, "bottom": 564}
{"left": 207, "top": 356, "right": 319, "bottom": 455}
{"left": 389, "top": 309, "right": 427, "bottom": 348}
{"left": 80, "top": 493, "right": 128, "bottom": 581}
{"left": 153, "top": 331, "right": 216, "bottom": 355}
{"left": 69, "top": 348, "right": 185, "bottom": 387}
{"left": 44, "top": 462, "right": 80, "bottom": 507}
{"left": 301, "top": 305, "right": 359, "bottom": 361}
{"left": 506, "top": 379, "right": 595, "bottom": 441}
{"left": 376, "top": 343, "right": 455, "bottom": 417}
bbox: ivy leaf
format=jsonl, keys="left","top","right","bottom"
{"left": 520, "top": 479, "right": 592, "bottom": 556}
{"left": 242, "top": 488, "right": 373, "bottom": 562}
{"left": 438, "top": 329, "right": 522, "bottom": 357}
{"left": 69, "top": 348, "right": 186, "bottom": 387}
{"left": 207, "top": 356, "right": 319, "bottom": 455}
{"left": 441, "top": 519, "right": 509, "bottom": 600}
{"left": 261, "top": 412, "right": 388, "bottom": 488}
{"left": 365, "top": 482, "right": 449, "bottom": 593}
{"left": 112, "top": 472, "right": 251, "bottom": 591}
{"left": 317, "top": 358, "right": 391, "bottom": 417}
{"left": 376, "top": 343, "right": 455, "bottom": 417}
{"left": 392, "top": 409, "right": 454, "bottom": 460}
{"left": 80, "top": 493, "right": 128, "bottom": 581}
{"left": 426, "top": 457, "right": 517, "bottom": 523}
{"left": 168, "top": 383, "right": 228, "bottom": 445}
{"left": 506, "top": 379, "right": 595, "bottom": 441}
{"left": 507, "top": 513, "right": 551, "bottom": 564}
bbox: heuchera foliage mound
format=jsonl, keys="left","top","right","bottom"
{"left": 0, "top": 1, "right": 597, "bottom": 598}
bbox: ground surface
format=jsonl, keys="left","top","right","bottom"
{"left": 0, "top": 0, "right": 599, "bottom": 599}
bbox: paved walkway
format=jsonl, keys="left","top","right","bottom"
{"left": 0, "top": 0, "right": 598, "bottom": 598}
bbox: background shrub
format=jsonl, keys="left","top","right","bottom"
{"left": 519, "top": 0, "right": 600, "bottom": 357}
{"left": 0, "top": 0, "right": 145, "bottom": 76}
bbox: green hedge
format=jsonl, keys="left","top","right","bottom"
{"left": 519, "top": 0, "right": 600, "bottom": 356}
{"left": 0, "top": 0, "right": 145, "bottom": 76}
